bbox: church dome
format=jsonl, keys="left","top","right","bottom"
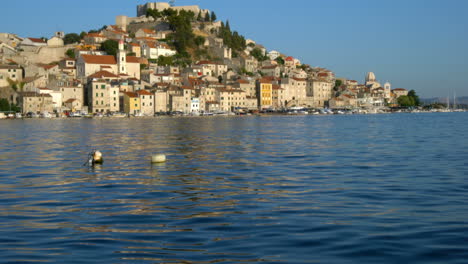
{"left": 366, "top": 72, "right": 376, "bottom": 82}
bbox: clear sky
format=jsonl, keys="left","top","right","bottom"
{"left": 2, "top": 0, "right": 468, "bottom": 98}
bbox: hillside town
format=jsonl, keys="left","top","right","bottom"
{"left": 0, "top": 2, "right": 414, "bottom": 118}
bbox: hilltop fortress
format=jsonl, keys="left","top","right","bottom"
{"left": 137, "top": 2, "right": 209, "bottom": 17}
{"left": 117, "top": 2, "right": 209, "bottom": 31}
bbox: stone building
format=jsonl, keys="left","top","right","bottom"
{"left": 20, "top": 92, "right": 53, "bottom": 114}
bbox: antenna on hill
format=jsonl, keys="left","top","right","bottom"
{"left": 169, "top": 0, "right": 176, "bottom": 7}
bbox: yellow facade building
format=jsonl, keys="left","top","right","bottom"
{"left": 124, "top": 92, "right": 141, "bottom": 115}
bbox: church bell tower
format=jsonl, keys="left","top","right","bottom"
{"left": 117, "top": 39, "right": 127, "bottom": 75}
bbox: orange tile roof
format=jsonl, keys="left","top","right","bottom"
{"left": 137, "top": 90, "right": 152, "bottom": 96}
{"left": 126, "top": 56, "right": 140, "bottom": 63}
{"left": 141, "top": 28, "right": 156, "bottom": 34}
{"left": 65, "top": 98, "right": 78, "bottom": 103}
{"left": 196, "top": 60, "right": 216, "bottom": 65}
{"left": 86, "top": 33, "right": 106, "bottom": 38}
{"left": 262, "top": 65, "right": 277, "bottom": 69}
{"left": 88, "top": 70, "right": 119, "bottom": 79}
{"left": 125, "top": 92, "right": 139, "bottom": 98}
{"left": 28, "top": 38, "right": 46, "bottom": 43}
{"left": 292, "top": 77, "right": 306, "bottom": 81}
{"left": 81, "top": 55, "right": 116, "bottom": 65}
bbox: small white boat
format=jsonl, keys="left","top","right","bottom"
{"left": 40, "top": 112, "right": 53, "bottom": 118}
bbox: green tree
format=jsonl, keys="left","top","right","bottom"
{"left": 63, "top": 33, "right": 81, "bottom": 45}
{"left": 275, "top": 57, "right": 285, "bottom": 65}
{"left": 157, "top": 55, "right": 174, "bottom": 66}
{"left": 0, "top": 99, "right": 19, "bottom": 112}
{"left": 194, "top": 36, "right": 205, "bottom": 46}
{"left": 146, "top": 8, "right": 161, "bottom": 19}
{"left": 0, "top": 98, "right": 10, "bottom": 111}
{"left": 100, "top": 39, "right": 119, "bottom": 56}
{"left": 204, "top": 12, "right": 210, "bottom": 22}
{"left": 66, "top": 49, "right": 75, "bottom": 59}
{"left": 80, "top": 31, "right": 87, "bottom": 39}
{"left": 408, "top": 90, "right": 420, "bottom": 106}
{"left": 197, "top": 11, "right": 202, "bottom": 21}
{"left": 398, "top": 95, "right": 414, "bottom": 107}
{"left": 334, "top": 79, "right": 343, "bottom": 91}
{"left": 210, "top": 11, "right": 217, "bottom": 22}
{"left": 251, "top": 47, "right": 266, "bottom": 61}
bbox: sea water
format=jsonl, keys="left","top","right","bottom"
{"left": 0, "top": 113, "right": 467, "bottom": 263}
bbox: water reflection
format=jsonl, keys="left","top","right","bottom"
{"left": 0, "top": 114, "right": 467, "bottom": 263}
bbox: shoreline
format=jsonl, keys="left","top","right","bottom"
{"left": 1, "top": 109, "right": 466, "bottom": 121}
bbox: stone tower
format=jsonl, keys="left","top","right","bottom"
{"left": 117, "top": 39, "right": 127, "bottom": 75}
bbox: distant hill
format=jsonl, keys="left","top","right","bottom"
{"left": 421, "top": 96, "right": 468, "bottom": 105}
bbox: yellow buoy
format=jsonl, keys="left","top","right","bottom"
{"left": 151, "top": 154, "right": 166, "bottom": 163}
{"left": 93, "top": 150, "right": 103, "bottom": 165}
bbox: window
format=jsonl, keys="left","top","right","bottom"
{"left": 101, "top": 85, "right": 105, "bottom": 89}
{"left": 134, "top": 104, "right": 137, "bottom": 107}
{"left": 96, "top": 93, "right": 98, "bottom": 97}
{"left": 101, "top": 93, "right": 104, "bottom": 97}
{"left": 96, "top": 101, "right": 98, "bottom": 105}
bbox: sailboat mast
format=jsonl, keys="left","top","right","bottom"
{"left": 454, "top": 91, "right": 456, "bottom": 109}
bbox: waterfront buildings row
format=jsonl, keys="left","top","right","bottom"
{"left": 0, "top": 2, "right": 410, "bottom": 115}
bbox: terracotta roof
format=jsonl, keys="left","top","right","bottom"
{"left": 129, "top": 43, "right": 140, "bottom": 47}
{"left": 237, "top": 79, "right": 249, "bottom": 84}
{"left": 22, "top": 92, "right": 52, "bottom": 97}
{"left": 135, "top": 37, "right": 158, "bottom": 41}
{"left": 392, "top": 88, "right": 407, "bottom": 91}
{"left": 196, "top": 60, "right": 216, "bottom": 65}
{"left": 318, "top": 73, "right": 329, "bottom": 77}
{"left": 285, "top": 56, "right": 294, "bottom": 61}
{"left": 137, "top": 90, "right": 152, "bottom": 96}
{"left": 141, "top": 28, "right": 156, "bottom": 34}
{"left": 125, "top": 92, "right": 139, "bottom": 98}
{"left": 126, "top": 56, "right": 140, "bottom": 63}
{"left": 81, "top": 55, "right": 116, "bottom": 65}
{"left": 86, "top": 33, "right": 106, "bottom": 38}
{"left": 38, "top": 64, "right": 57, "bottom": 70}
{"left": 88, "top": 70, "right": 119, "bottom": 79}
{"left": 181, "top": 85, "right": 194, "bottom": 90}
{"left": 292, "top": 77, "right": 306, "bottom": 82}
{"left": 28, "top": 38, "right": 46, "bottom": 43}
{"left": 65, "top": 98, "right": 77, "bottom": 103}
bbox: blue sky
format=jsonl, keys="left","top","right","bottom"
{"left": 2, "top": 0, "right": 468, "bottom": 98}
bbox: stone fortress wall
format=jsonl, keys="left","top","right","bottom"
{"left": 117, "top": 2, "right": 210, "bottom": 31}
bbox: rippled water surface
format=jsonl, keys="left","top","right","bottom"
{"left": 1, "top": 113, "right": 467, "bottom": 263}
